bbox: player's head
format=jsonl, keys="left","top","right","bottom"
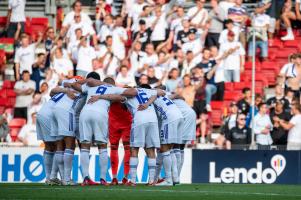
{"left": 139, "top": 84, "right": 152, "bottom": 89}
{"left": 103, "top": 77, "right": 115, "bottom": 85}
{"left": 155, "top": 85, "right": 166, "bottom": 90}
{"left": 86, "top": 72, "right": 100, "bottom": 80}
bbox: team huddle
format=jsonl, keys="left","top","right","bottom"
{"left": 36, "top": 72, "right": 196, "bottom": 186}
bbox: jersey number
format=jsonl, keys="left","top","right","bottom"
{"left": 96, "top": 86, "right": 107, "bottom": 95}
{"left": 162, "top": 97, "right": 174, "bottom": 106}
{"left": 136, "top": 92, "right": 149, "bottom": 104}
{"left": 51, "top": 93, "right": 65, "bottom": 103}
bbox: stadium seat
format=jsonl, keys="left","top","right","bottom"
{"left": 0, "top": 98, "right": 8, "bottom": 107}
{"left": 9, "top": 118, "right": 26, "bottom": 128}
{"left": 244, "top": 61, "right": 261, "bottom": 71}
{"left": 211, "top": 109, "right": 223, "bottom": 126}
{"left": 0, "top": 38, "right": 14, "bottom": 54}
{"left": 268, "top": 39, "right": 283, "bottom": 48}
{"left": 210, "top": 101, "right": 224, "bottom": 110}
{"left": 224, "top": 82, "right": 233, "bottom": 91}
{"left": 261, "top": 70, "right": 277, "bottom": 86}
{"left": 6, "top": 89, "right": 16, "bottom": 97}
{"left": 224, "top": 91, "right": 243, "bottom": 101}
{"left": 2, "top": 80, "right": 14, "bottom": 89}
{"left": 0, "top": 106, "right": 5, "bottom": 114}
{"left": 0, "top": 16, "right": 7, "bottom": 29}
{"left": 275, "top": 48, "right": 297, "bottom": 58}
{"left": 283, "top": 40, "right": 300, "bottom": 48}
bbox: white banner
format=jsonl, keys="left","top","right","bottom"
{"left": 0, "top": 147, "right": 192, "bottom": 183}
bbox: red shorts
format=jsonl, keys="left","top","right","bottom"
{"left": 109, "top": 125, "right": 131, "bottom": 145}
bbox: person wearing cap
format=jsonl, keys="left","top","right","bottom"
{"left": 176, "top": 18, "right": 197, "bottom": 51}
{"left": 182, "top": 30, "right": 203, "bottom": 55}
{"left": 206, "top": 0, "right": 226, "bottom": 48}
{"left": 248, "top": 2, "right": 270, "bottom": 62}
{"left": 132, "top": 19, "right": 152, "bottom": 51}
{"left": 270, "top": 100, "right": 291, "bottom": 146}
{"left": 218, "top": 30, "right": 245, "bottom": 83}
{"left": 218, "top": 19, "right": 240, "bottom": 45}
{"left": 221, "top": 101, "right": 239, "bottom": 137}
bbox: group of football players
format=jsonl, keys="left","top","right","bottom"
{"left": 36, "top": 71, "right": 196, "bottom": 186}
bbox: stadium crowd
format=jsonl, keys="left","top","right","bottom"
{"left": 0, "top": 0, "right": 301, "bottom": 151}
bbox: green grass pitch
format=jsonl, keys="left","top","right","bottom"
{"left": 0, "top": 184, "right": 301, "bottom": 200}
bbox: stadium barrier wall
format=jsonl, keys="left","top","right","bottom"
{"left": 192, "top": 150, "right": 301, "bottom": 184}
{"left": 0, "top": 147, "right": 192, "bottom": 183}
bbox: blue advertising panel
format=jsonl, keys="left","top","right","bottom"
{"left": 192, "top": 150, "right": 301, "bottom": 184}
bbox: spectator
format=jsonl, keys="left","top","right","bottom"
{"left": 182, "top": 31, "right": 203, "bottom": 55}
{"left": 168, "top": 6, "right": 186, "bottom": 51}
{"left": 219, "top": 30, "right": 245, "bottom": 82}
{"left": 210, "top": 46, "right": 225, "bottom": 100}
{"left": 138, "top": 43, "right": 158, "bottom": 76}
{"left": 31, "top": 53, "right": 46, "bottom": 91}
{"left": 97, "top": 36, "right": 120, "bottom": 77}
{"left": 218, "top": 19, "right": 240, "bottom": 45}
{"left": 14, "top": 34, "right": 41, "bottom": 80}
{"left": 6, "top": 0, "right": 26, "bottom": 38}
{"left": 270, "top": 100, "right": 291, "bottom": 146}
{"left": 132, "top": 19, "right": 152, "bottom": 51}
{"left": 206, "top": 0, "right": 226, "bottom": 47}
{"left": 97, "top": 14, "right": 114, "bottom": 43}
{"left": 177, "top": 74, "right": 195, "bottom": 107}
{"left": 267, "top": 84, "right": 290, "bottom": 113}
{"left": 227, "top": 0, "right": 249, "bottom": 47}
{"left": 150, "top": 6, "right": 168, "bottom": 48}
{"left": 276, "top": 103, "right": 301, "bottom": 150}
{"left": 127, "top": 0, "right": 147, "bottom": 32}
{"left": 112, "top": 15, "right": 128, "bottom": 61}
{"left": 61, "top": 0, "right": 92, "bottom": 36}
{"left": 51, "top": 48, "right": 74, "bottom": 80}
{"left": 44, "top": 27, "right": 56, "bottom": 68}
{"left": 147, "top": 67, "right": 160, "bottom": 88}
{"left": 39, "top": 82, "right": 50, "bottom": 103}
{"left": 219, "top": 0, "right": 235, "bottom": 17}
{"left": 278, "top": 53, "right": 296, "bottom": 88}
{"left": 187, "top": 0, "right": 208, "bottom": 30}
{"left": 138, "top": 74, "right": 149, "bottom": 86}
{"left": 248, "top": 2, "right": 270, "bottom": 61}
{"left": 77, "top": 36, "right": 97, "bottom": 77}
{"left": 176, "top": 18, "right": 197, "bottom": 51}
{"left": 27, "top": 92, "right": 43, "bottom": 124}
{"left": 246, "top": 93, "right": 263, "bottom": 127}
{"left": 253, "top": 102, "right": 273, "bottom": 150}
{"left": 165, "top": 68, "right": 181, "bottom": 92}
{"left": 221, "top": 102, "right": 239, "bottom": 136}
{"left": 226, "top": 113, "right": 251, "bottom": 149}
{"left": 181, "top": 51, "right": 199, "bottom": 76}
{"left": 18, "top": 112, "right": 43, "bottom": 146}
{"left": 14, "top": 70, "right": 36, "bottom": 120}
{"left": 280, "top": 0, "right": 296, "bottom": 40}
{"left": 266, "top": 0, "right": 285, "bottom": 38}
{"left": 0, "top": 114, "right": 9, "bottom": 142}
{"left": 128, "top": 41, "right": 147, "bottom": 81}
{"left": 115, "top": 65, "right": 136, "bottom": 87}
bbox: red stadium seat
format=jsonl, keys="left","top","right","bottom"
{"left": 275, "top": 48, "right": 297, "bottom": 59}
{"left": 283, "top": 40, "right": 300, "bottom": 48}
{"left": 2, "top": 80, "right": 14, "bottom": 89}
{"left": 233, "top": 82, "right": 248, "bottom": 91}
{"left": 6, "top": 89, "right": 16, "bottom": 97}
{"left": 224, "top": 82, "right": 233, "bottom": 91}
{"left": 210, "top": 101, "right": 224, "bottom": 110}
{"left": 244, "top": 61, "right": 261, "bottom": 71}
{"left": 211, "top": 109, "right": 223, "bottom": 126}
{"left": 224, "top": 91, "right": 243, "bottom": 101}
{"left": 0, "top": 16, "right": 7, "bottom": 29}
{"left": 268, "top": 39, "right": 283, "bottom": 48}
{"left": 0, "top": 98, "right": 8, "bottom": 107}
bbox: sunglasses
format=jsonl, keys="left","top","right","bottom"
{"left": 239, "top": 118, "right": 246, "bottom": 121}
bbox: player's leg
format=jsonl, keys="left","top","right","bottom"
{"left": 109, "top": 126, "right": 122, "bottom": 185}
{"left": 170, "top": 144, "right": 179, "bottom": 184}
{"left": 178, "top": 144, "right": 185, "bottom": 176}
{"left": 43, "top": 142, "right": 56, "bottom": 183}
{"left": 128, "top": 147, "right": 139, "bottom": 186}
{"left": 98, "top": 142, "right": 109, "bottom": 185}
{"left": 63, "top": 136, "right": 76, "bottom": 184}
{"left": 145, "top": 147, "right": 156, "bottom": 185}
{"left": 50, "top": 139, "right": 65, "bottom": 183}
{"left": 121, "top": 126, "right": 131, "bottom": 183}
{"left": 156, "top": 144, "right": 173, "bottom": 186}
{"left": 154, "top": 148, "right": 163, "bottom": 183}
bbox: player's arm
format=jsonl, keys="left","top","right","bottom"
{"left": 155, "top": 89, "right": 166, "bottom": 97}
{"left": 137, "top": 95, "right": 157, "bottom": 111}
{"left": 168, "top": 93, "right": 185, "bottom": 101}
{"left": 86, "top": 78, "right": 106, "bottom": 87}
{"left": 121, "top": 88, "right": 138, "bottom": 97}
{"left": 87, "top": 94, "right": 126, "bottom": 104}
{"left": 50, "top": 87, "right": 77, "bottom": 100}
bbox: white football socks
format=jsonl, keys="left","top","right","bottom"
{"left": 180, "top": 150, "right": 184, "bottom": 175}
{"left": 170, "top": 150, "right": 179, "bottom": 183}
{"left": 129, "top": 157, "right": 138, "bottom": 183}
{"left": 155, "top": 152, "right": 163, "bottom": 181}
{"left": 80, "top": 149, "right": 90, "bottom": 179}
{"left": 99, "top": 148, "right": 108, "bottom": 181}
{"left": 63, "top": 149, "right": 74, "bottom": 182}
{"left": 148, "top": 158, "right": 156, "bottom": 184}
{"left": 43, "top": 150, "right": 54, "bottom": 180}
{"left": 162, "top": 151, "right": 172, "bottom": 183}
{"left": 175, "top": 149, "right": 182, "bottom": 176}
{"left": 50, "top": 151, "right": 64, "bottom": 180}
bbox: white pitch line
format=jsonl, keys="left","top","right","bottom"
{"left": 1, "top": 187, "right": 301, "bottom": 198}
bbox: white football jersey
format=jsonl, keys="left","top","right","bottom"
{"left": 125, "top": 88, "right": 158, "bottom": 127}
{"left": 38, "top": 99, "right": 57, "bottom": 117}
{"left": 81, "top": 84, "right": 126, "bottom": 113}
{"left": 54, "top": 79, "right": 83, "bottom": 111}
{"left": 152, "top": 92, "right": 183, "bottom": 123}
{"left": 173, "top": 99, "right": 195, "bottom": 119}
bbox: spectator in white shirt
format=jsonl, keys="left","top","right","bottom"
{"left": 127, "top": 0, "right": 147, "bottom": 32}
{"left": 77, "top": 36, "right": 97, "bottom": 77}
{"left": 67, "top": 28, "right": 82, "bottom": 64}
{"left": 165, "top": 68, "right": 181, "bottom": 92}
{"left": 97, "top": 14, "right": 114, "bottom": 43}
{"left": 27, "top": 92, "right": 42, "bottom": 124}
{"left": 253, "top": 103, "right": 273, "bottom": 150}
{"left": 97, "top": 35, "right": 119, "bottom": 77}
{"left": 138, "top": 74, "right": 149, "bottom": 86}
{"left": 61, "top": 0, "right": 92, "bottom": 36}
{"left": 150, "top": 6, "right": 168, "bottom": 48}
{"left": 168, "top": 6, "right": 186, "bottom": 50}
{"left": 52, "top": 48, "right": 74, "bottom": 80}
{"left": 18, "top": 112, "right": 43, "bottom": 146}
{"left": 181, "top": 51, "right": 199, "bottom": 77}
{"left": 138, "top": 43, "right": 158, "bottom": 75}
{"left": 14, "top": 34, "right": 39, "bottom": 80}
{"left": 6, "top": 0, "right": 26, "bottom": 38}
{"left": 14, "top": 70, "right": 36, "bottom": 120}
{"left": 276, "top": 103, "right": 301, "bottom": 150}
{"left": 182, "top": 31, "right": 203, "bottom": 55}
{"left": 66, "top": 13, "right": 97, "bottom": 47}
{"left": 218, "top": 19, "right": 240, "bottom": 45}
{"left": 116, "top": 65, "right": 136, "bottom": 87}
{"left": 219, "top": 0, "right": 235, "bottom": 18}
{"left": 128, "top": 41, "right": 147, "bottom": 79}
{"left": 187, "top": 0, "right": 208, "bottom": 30}
{"left": 219, "top": 30, "right": 245, "bottom": 82}
{"left": 112, "top": 15, "right": 128, "bottom": 60}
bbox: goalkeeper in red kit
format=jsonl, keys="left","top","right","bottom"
{"left": 109, "top": 102, "right": 132, "bottom": 185}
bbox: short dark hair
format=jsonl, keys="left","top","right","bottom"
{"left": 224, "top": 19, "right": 234, "bottom": 25}
{"left": 22, "top": 70, "right": 30, "bottom": 75}
{"left": 293, "top": 102, "right": 301, "bottom": 112}
{"left": 139, "top": 84, "right": 152, "bottom": 89}
{"left": 258, "top": 102, "right": 267, "bottom": 110}
{"left": 72, "top": 0, "right": 81, "bottom": 9}
{"left": 103, "top": 77, "right": 115, "bottom": 85}
{"left": 86, "top": 72, "right": 100, "bottom": 80}
{"left": 242, "top": 87, "right": 251, "bottom": 94}
{"left": 37, "top": 53, "right": 45, "bottom": 57}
